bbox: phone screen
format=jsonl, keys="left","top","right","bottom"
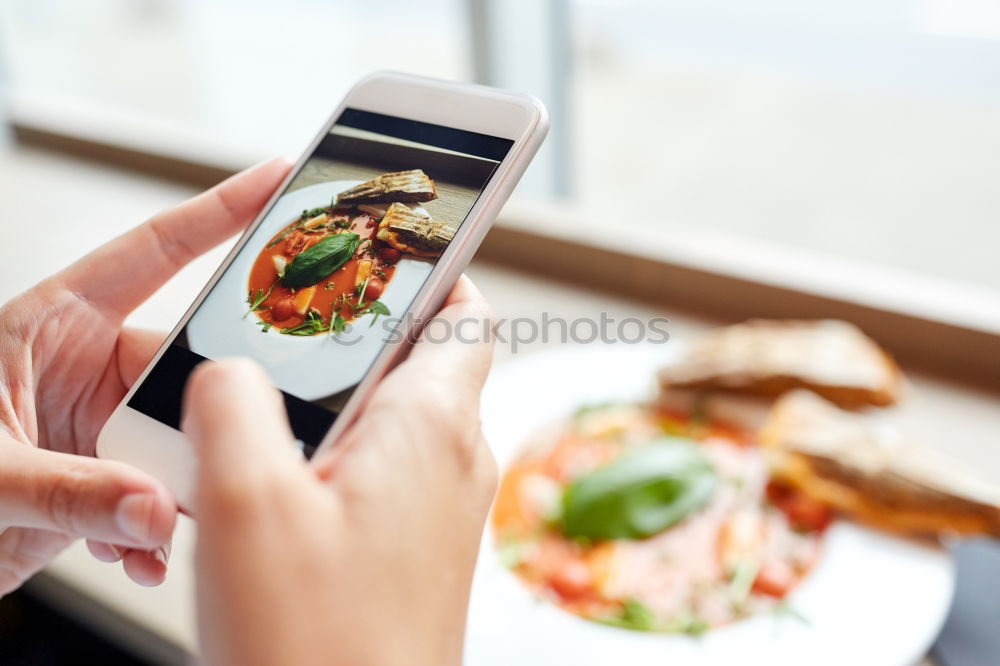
{"left": 128, "top": 109, "right": 514, "bottom": 455}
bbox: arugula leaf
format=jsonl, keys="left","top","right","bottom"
{"left": 496, "top": 539, "right": 527, "bottom": 569}
{"left": 572, "top": 402, "right": 618, "bottom": 423}
{"left": 598, "top": 600, "right": 658, "bottom": 632}
{"left": 355, "top": 271, "right": 372, "bottom": 307}
{"left": 256, "top": 321, "right": 272, "bottom": 333}
{"left": 329, "top": 313, "right": 347, "bottom": 336}
{"left": 598, "top": 601, "right": 711, "bottom": 636}
{"left": 267, "top": 220, "right": 303, "bottom": 249}
{"left": 728, "top": 558, "right": 761, "bottom": 609}
{"left": 279, "top": 310, "right": 327, "bottom": 336}
{"left": 282, "top": 233, "right": 360, "bottom": 288}
{"left": 245, "top": 289, "right": 264, "bottom": 311}
{"left": 662, "top": 608, "right": 710, "bottom": 636}
{"left": 243, "top": 280, "right": 277, "bottom": 318}
{"left": 560, "top": 438, "right": 716, "bottom": 540}
{"left": 364, "top": 300, "right": 390, "bottom": 327}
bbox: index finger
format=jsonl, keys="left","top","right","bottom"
{"left": 57, "top": 159, "right": 291, "bottom": 320}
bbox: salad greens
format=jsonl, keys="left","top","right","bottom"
{"left": 560, "top": 437, "right": 716, "bottom": 540}
{"left": 243, "top": 280, "right": 277, "bottom": 318}
{"left": 279, "top": 310, "right": 327, "bottom": 336}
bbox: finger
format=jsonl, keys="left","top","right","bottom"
{"left": 58, "top": 159, "right": 291, "bottom": 320}
{"left": 405, "top": 275, "right": 495, "bottom": 394}
{"left": 0, "top": 446, "right": 176, "bottom": 549}
{"left": 121, "top": 543, "right": 170, "bottom": 587}
{"left": 0, "top": 528, "right": 73, "bottom": 595}
{"left": 312, "top": 276, "right": 494, "bottom": 478}
{"left": 87, "top": 540, "right": 125, "bottom": 563}
{"left": 182, "top": 358, "right": 302, "bottom": 509}
{"left": 116, "top": 328, "right": 168, "bottom": 388}
{"left": 87, "top": 539, "right": 171, "bottom": 586}
{"left": 79, "top": 329, "right": 168, "bottom": 454}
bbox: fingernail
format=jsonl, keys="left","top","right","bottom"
{"left": 153, "top": 544, "right": 171, "bottom": 567}
{"left": 115, "top": 493, "right": 154, "bottom": 543}
{"left": 89, "top": 542, "right": 124, "bottom": 563}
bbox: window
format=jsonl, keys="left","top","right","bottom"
{"left": 3, "top": 0, "right": 998, "bottom": 301}
{"left": 565, "top": 0, "right": 1000, "bottom": 294}
{"left": 0, "top": 0, "right": 468, "bottom": 154}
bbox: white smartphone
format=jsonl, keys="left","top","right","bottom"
{"left": 98, "top": 72, "right": 548, "bottom": 511}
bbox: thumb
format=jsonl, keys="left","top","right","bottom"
{"left": 0, "top": 444, "right": 176, "bottom": 548}
{"left": 181, "top": 358, "right": 302, "bottom": 513}
{"left": 406, "top": 275, "right": 495, "bottom": 396}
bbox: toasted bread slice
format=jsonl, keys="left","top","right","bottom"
{"left": 336, "top": 169, "right": 438, "bottom": 205}
{"left": 376, "top": 203, "right": 455, "bottom": 258}
{"left": 760, "top": 391, "right": 1000, "bottom": 538}
{"left": 658, "top": 319, "right": 902, "bottom": 409}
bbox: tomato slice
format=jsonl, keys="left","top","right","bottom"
{"left": 753, "top": 561, "right": 796, "bottom": 598}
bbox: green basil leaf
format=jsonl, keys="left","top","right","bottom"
{"left": 281, "top": 233, "right": 359, "bottom": 288}
{"left": 560, "top": 438, "right": 716, "bottom": 540}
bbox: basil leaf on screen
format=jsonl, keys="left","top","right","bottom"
{"left": 281, "top": 233, "right": 360, "bottom": 288}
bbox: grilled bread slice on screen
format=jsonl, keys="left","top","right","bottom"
{"left": 658, "top": 319, "right": 902, "bottom": 409}
{"left": 376, "top": 203, "right": 455, "bottom": 258}
{"left": 336, "top": 169, "right": 438, "bottom": 205}
{"left": 760, "top": 390, "right": 1000, "bottom": 538}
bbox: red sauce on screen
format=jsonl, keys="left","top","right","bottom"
{"left": 247, "top": 207, "right": 398, "bottom": 334}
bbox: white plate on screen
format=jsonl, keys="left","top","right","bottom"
{"left": 467, "top": 344, "right": 955, "bottom": 666}
{"left": 186, "top": 181, "right": 431, "bottom": 401}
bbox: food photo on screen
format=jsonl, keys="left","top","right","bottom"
{"left": 127, "top": 110, "right": 513, "bottom": 450}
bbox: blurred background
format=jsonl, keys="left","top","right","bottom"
{"left": 3, "top": 0, "right": 1000, "bottom": 296}
{"left": 1, "top": 1, "right": 999, "bottom": 665}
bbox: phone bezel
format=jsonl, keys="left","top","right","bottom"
{"left": 97, "top": 72, "right": 548, "bottom": 512}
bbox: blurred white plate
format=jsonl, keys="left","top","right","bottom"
{"left": 187, "top": 181, "right": 431, "bottom": 401}
{"left": 468, "top": 344, "right": 955, "bottom": 666}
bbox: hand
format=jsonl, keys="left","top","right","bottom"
{"left": 0, "top": 159, "right": 290, "bottom": 593}
{"left": 184, "top": 276, "right": 498, "bottom": 666}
